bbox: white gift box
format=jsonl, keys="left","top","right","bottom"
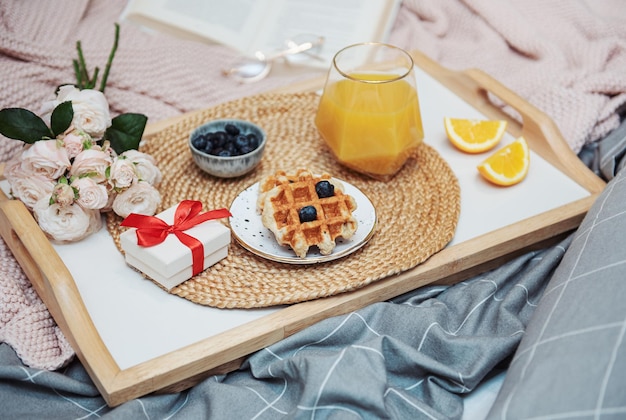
{"left": 120, "top": 204, "right": 231, "bottom": 291}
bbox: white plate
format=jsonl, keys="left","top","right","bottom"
{"left": 229, "top": 179, "right": 377, "bottom": 264}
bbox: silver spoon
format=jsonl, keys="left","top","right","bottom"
{"left": 223, "top": 36, "right": 324, "bottom": 83}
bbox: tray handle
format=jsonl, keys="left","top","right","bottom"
{"left": 0, "top": 183, "right": 119, "bottom": 383}
{"left": 411, "top": 50, "right": 605, "bottom": 193}
{"left": 0, "top": 188, "right": 63, "bottom": 299}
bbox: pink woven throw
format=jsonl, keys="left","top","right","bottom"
{"left": 0, "top": 237, "right": 74, "bottom": 370}
{"left": 1, "top": 0, "right": 625, "bottom": 370}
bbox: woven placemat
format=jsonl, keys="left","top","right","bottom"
{"left": 106, "top": 92, "right": 461, "bottom": 308}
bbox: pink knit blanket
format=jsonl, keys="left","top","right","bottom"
{"left": 1, "top": 0, "right": 625, "bottom": 370}
{"left": 391, "top": 0, "right": 626, "bottom": 153}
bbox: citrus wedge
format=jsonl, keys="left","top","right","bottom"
{"left": 477, "top": 137, "right": 530, "bottom": 186}
{"left": 444, "top": 117, "right": 508, "bottom": 153}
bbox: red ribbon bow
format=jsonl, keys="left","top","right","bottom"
{"left": 121, "top": 200, "right": 232, "bottom": 276}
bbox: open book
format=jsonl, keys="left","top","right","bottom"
{"left": 122, "top": 0, "right": 402, "bottom": 69}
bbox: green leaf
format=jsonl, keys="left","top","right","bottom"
{"left": 0, "top": 108, "right": 53, "bottom": 143}
{"left": 105, "top": 113, "right": 147, "bottom": 154}
{"left": 50, "top": 101, "right": 74, "bottom": 137}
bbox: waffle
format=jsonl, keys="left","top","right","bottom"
{"left": 257, "top": 170, "right": 331, "bottom": 211}
{"left": 259, "top": 169, "right": 358, "bottom": 258}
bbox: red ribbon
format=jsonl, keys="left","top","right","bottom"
{"left": 121, "top": 200, "right": 232, "bottom": 276}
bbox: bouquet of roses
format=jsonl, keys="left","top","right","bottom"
{"left": 0, "top": 24, "right": 162, "bottom": 243}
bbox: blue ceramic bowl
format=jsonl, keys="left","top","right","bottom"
{"left": 189, "top": 119, "right": 266, "bottom": 178}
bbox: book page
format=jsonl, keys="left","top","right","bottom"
{"left": 123, "top": 0, "right": 269, "bottom": 52}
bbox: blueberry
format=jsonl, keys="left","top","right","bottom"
{"left": 225, "top": 142, "right": 238, "bottom": 155}
{"left": 235, "top": 134, "right": 249, "bottom": 151}
{"left": 224, "top": 123, "right": 240, "bottom": 136}
{"left": 298, "top": 205, "right": 317, "bottom": 223}
{"left": 239, "top": 145, "right": 254, "bottom": 155}
{"left": 213, "top": 131, "right": 227, "bottom": 148}
{"left": 315, "top": 180, "right": 335, "bottom": 198}
{"left": 192, "top": 136, "right": 207, "bottom": 150}
{"left": 217, "top": 149, "right": 231, "bottom": 157}
{"left": 247, "top": 133, "right": 259, "bottom": 149}
{"left": 204, "top": 138, "right": 215, "bottom": 154}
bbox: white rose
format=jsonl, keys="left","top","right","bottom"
{"left": 70, "top": 148, "right": 113, "bottom": 183}
{"left": 119, "top": 150, "right": 162, "bottom": 186}
{"left": 109, "top": 157, "right": 138, "bottom": 189}
{"left": 61, "top": 129, "right": 93, "bottom": 159}
{"left": 40, "top": 85, "right": 111, "bottom": 139}
{"left": 51, "top": 182, "right": 75, "bottom": 207}
{"left": 6, "top": 166, "right": 55, "bottom": 211}
{"left": 33, "top": 198, "right": 102, "bottom": 243}
{"left": 112, "top": 181, "right": 161, "bottom": 218}
{"left": 71, "top": 177, "right": 109, "bottom": 210}
{"left": 3, "top": 158, "right": 52, "bottom": 210}
{"left": 20, "top": 140, "right": 71, "bottom": 181}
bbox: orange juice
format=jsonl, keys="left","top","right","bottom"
{"left": 315, "top": 72, "right": 424, "bottom": 176}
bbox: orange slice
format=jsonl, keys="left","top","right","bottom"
{"left": 477, "top": 137, "right": 530, "bottom": 186}
{"left": 444, "top": 117, "right": 508, "bottom": 153}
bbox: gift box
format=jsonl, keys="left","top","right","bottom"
{"left": 120, "top": 201, "right": 231, "bottom": 291}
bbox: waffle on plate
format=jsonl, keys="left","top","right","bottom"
{"left": 259, "top": 169, "right": 358, "bottom": 258}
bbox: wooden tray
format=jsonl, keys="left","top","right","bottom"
{"left": 0, "top": 51, "right": 605, "bottom": 406}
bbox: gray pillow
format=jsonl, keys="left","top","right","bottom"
{"left": 487, "top": 167, "right": 626, "bottom": 419}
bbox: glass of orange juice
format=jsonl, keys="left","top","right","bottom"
{"left": 315, "top": 43, "right": 424, "bottom": 179}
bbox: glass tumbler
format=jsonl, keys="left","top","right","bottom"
{"left": 315, "top": 43, "right": 424, "bottom": 179}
